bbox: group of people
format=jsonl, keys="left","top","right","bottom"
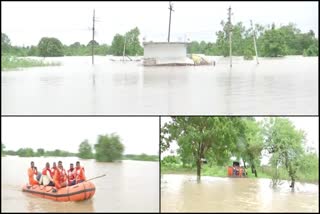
{"left": 28, "top": 160, "right": 86, "bottom": 189}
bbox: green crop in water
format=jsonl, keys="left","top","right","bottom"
{"left": 1, "top": 55, "right": 60, "bottom": 71}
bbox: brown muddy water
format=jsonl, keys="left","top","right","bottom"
{"left": 161, "top": 174, "right": 319, "bottom": 212}
{"left": 1, "top": 56, "right": 318, "bottom": 115}
{"left": 1, "top": 156, "right": 159, "bottom": 212}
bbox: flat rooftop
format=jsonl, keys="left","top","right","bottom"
{"left": 143, "top": 42, "right": 189, "bottom": 45}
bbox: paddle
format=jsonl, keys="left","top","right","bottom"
{"left": 85, "top": 174, "right": 106, "bottom": 182}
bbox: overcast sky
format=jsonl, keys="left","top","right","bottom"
{"left": 161, "top": 117, "right": 319, "bottom": 162}
{"left": 2, "top": 117, "right": 159, "bottom": 155}
{"left": 2, "top": 1, "right": 318, "bottom": 46}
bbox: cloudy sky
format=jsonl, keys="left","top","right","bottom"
{"left": 2, "top": 117, "right": 159, "bottom": 155}
{"left": 161, "top": 117, "right": 319, "bottom": 163}
{"left": 2, "top": 1, "right": 318, "bottom": 46}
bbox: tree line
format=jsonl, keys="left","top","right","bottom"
{"left": 1, "top": 27, "right": 143, "bottom": 57}
{"left": 187, "top": 22, "right": 318, "bottom": 57}
{"left": 2, "top": 133, "right": 157, "bottom": 162}
{"left": 161, "top": 117, "right": 318, "bottom": 189}
{"left": 2, "top": 22, "right": 318, "bottom": 59}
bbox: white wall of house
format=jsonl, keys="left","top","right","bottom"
{"left": 143, "top": 42, "right": 188, "bottom": 59}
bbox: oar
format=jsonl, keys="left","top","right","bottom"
{"left": 85, "top": 174, "right": 106, "bottom": 182}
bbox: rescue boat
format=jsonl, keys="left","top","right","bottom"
{"left": 22, "top": 181, "right": 95, "bottom": 202}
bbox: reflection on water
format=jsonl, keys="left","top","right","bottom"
{"left": 1, "top": 156, "right": 159, "bottom": 212}
{"left": 161, "top": 174, "right": 319, "bottom": 212}
{"left": 1, "top": 56, "right": 318, "bottom": 115}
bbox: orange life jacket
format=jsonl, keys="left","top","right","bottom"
{"left": 53, "top": 168, "right": 61, "bottom": 189}
{"left": 57, "top": 167, "right": 67, "bottom": 183}
{"left": 51, "top": 167, "right": 57, "bottom": 177}
{"left": 67, "top": 168, "right": 75, "bottom": 181}
{"left": 75, "top": 166, "right": 86, "bottom": 181}
{"left": 28, "top": 167, "right": 38, "bottom": 185}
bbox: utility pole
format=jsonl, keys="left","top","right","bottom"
{"left": 228, "top": 6, "right": 233, "bottom": 67}
{"left": 92, "top": 9, "right": 95, "bottom": 65}
{"left": 123, "top": 35, "right": 126, "bottom": 61}
{"left": 250, "top": 20, "right": 259, "bottom": 64}
{"left": 168, "top": 1, "right": 174, "bottom": 42}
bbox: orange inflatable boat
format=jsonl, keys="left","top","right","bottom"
{"left": 22, "top": 181, "right": 95, "bottom": 202}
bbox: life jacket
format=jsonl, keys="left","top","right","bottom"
{"left": 51, "top": 167, "right": 57, "bottom": 177}
{"left": 67, "top": 168, "right": 75, "bottom": 180}
{"left": 42, "top": 168, "right": 52, "bottom": 176}
{"left": 75, "top": 166, "right": 85, "bottom": 181}
{"left": 57, "top": 167, "right": 67, "bottom": 182}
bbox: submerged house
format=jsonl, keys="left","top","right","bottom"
{"left": 143, "top": 42, "right": 194, "bottom": 66}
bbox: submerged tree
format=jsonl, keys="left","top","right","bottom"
{"left": 38, "top": 37, "right": 64, "bottom": 57}
{"left": 161, "top": 117, "right": 243, "bottom": 181}
{"left": 78, "top": 139, "right": 93, "bottom": 159}
{"left": 263, "top": 117, "right": 305, "bottom": 190}
{"left": 235, "top": 118, "right": 264, "bottom": 177}
{"left": 94, "top": 133, "right": 124, "bottom": 162}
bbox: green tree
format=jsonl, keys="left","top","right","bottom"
{"left": 38, "top": 37, "right": 64, "bottom": 57}
{"left": 161, "top": 117, "right": 242, "bottom": 180}
{"left": 16, "top": 148, "right": 34, "bottom": 157}
{"left": 263, "top": 118, "right": 305, "bottom": 189}
{"left": 78, "top": 139, "right": 93, "bottom": 159}
{"left": 260, "top": 24, "right": 287, "bottom": 57}
{"left": 110, "top": 34, "right": 125, "bottom": 56}
{"left": 1, "top": 143, "right": 5, "bottom": 156}
{"left": 237, "top": 118, "right": 264, "bottom": 177}
{"left": 124, "top": 27, "right": 143, "bottom": 56}
{"left": 303, "top": 41, "right": 318, "bottom": 56}
{"left": 87, "top": 40, "right": 99, "bottom": 46}
{"left": 27, "top": 45, "right": 39, "bottom": 56}
{"left": 1, "top": 33, "right": 11, "bottom": 54}
{"left": 94, "top": 133, "right": 124, "bottom": 162}
{"left": 37, "top": 148, "right": 45, "bottom": 156}
{"left": 297, "top": 152, "right": 319, "bottom": 182}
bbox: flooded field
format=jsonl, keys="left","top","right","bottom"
{"left": 1, "top": 56, "right": 318, "bottom": 115}
{"left": 161, "top": 175, "right": 319, "bottom": 212}
{"left": 1, "top": 156, "right": 159, "bottom": 212}
{"left": 161, "top": 174, "right": 319, "bottom": 212}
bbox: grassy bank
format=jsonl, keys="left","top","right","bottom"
{"left": 1, "top": 56, "right": 60, "bottom": 71}
{"left": 161, "top": 164, "right": 318, "bottom": 183}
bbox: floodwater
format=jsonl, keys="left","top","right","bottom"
{"left": 161, "top": 174, "right": 319, "bottom": 212}
{"left": 1, "top": 156, "right": 159, "bottom": 212}
{"left": 1, "top": 56, "right": 318, "bottom": 115}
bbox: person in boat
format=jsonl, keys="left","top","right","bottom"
{"left": 51, "top": 162, "right": 57, "bottom": 177}
{"left": 28, "top": 161, "right": 39, "bottom": 185}
{"left": 75, "top": 161, "right": 86, "bottom": 184}
{"left": 39, "top": 162, "right": 54, "bottom": 186}
{"left": 53, "top": 161, "right": 68, "bottom": 189}
{"left": 67, "top": 163, "right": 76, "bottom": 186}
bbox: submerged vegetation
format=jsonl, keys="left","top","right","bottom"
{"left": 161, "top": 117, "right": 319, "bottom": 187}
{"left": 1, "top": 55, "right": 60, "bottom": 70}
{"left": 123, "top": 154, "right": 158, "bottom": 162}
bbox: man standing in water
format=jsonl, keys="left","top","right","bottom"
{"left": 28, "top": 161, "right": 39, "bottom": 185}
